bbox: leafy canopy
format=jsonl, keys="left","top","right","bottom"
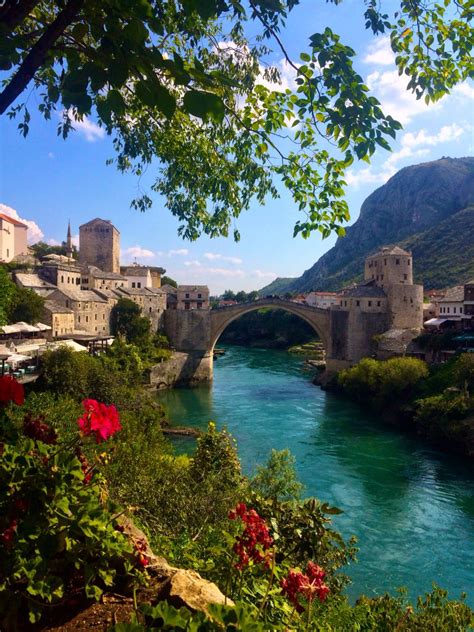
{"left": 1, "top": 0, "right": 472, "bottom": 240}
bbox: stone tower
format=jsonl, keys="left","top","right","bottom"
{"left": 78, "top": 218, "right": 120, "bottom": 273}
{"left": 65, "top": 220, "right": 73, "bottom": 258}
{"left": 365, "top": 246, "right": 422, "bottom": 329}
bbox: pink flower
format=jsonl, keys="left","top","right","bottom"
{"left": 77, "top": 399, "right": 121, "bottom": 443}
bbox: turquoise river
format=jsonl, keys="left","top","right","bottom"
{"left": 157, "top": 345, "right": 474, "bottom": 606}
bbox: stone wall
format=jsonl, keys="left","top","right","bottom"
{"left": 164, "top": 309, "right": 211, "bottom": 352}
{"left": 387, "top": 284, "right": 424, "bottom": 329}
{"left": 79, "top": 220, "right": 120, "bottom": 273}
{"left": 149, "top": 351, "right": 213, "bottom": 388}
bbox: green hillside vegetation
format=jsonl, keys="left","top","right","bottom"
{"left": 260, "top": 158, "right": 474, "bottom": 295}
{"left": 402, "top": 206, "right": 474, "bottom": 288}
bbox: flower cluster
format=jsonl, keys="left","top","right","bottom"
{"left": 23, "top": 414, "right": 57, "bottom": 445}
{"left": 0, "top": 375, "right": 24, "bottom": 406}
{"left": 0, "top": 519, "right": 17, "bottom": 546}
{"left": 280, "top": 562, "right": 329, "bottom": 612}
{"left": 77, "top": 399, "right": 121, "bottom": 443}
{"left": 228, "top": 503, "right": 273, "bottom": 570}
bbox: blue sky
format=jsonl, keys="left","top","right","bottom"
{"left": 1, "top": 0, "right": 473, "bottom": 294}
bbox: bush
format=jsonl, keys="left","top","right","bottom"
{"left": 0, "top": 392, "right": 144, "bottom": 627}
{"left": 338, "top": 357, "right": 429, "bottom": 410}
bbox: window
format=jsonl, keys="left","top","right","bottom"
{"left": 377, "top": 301, "right": 381, "bottom": 307}
{"left": 61, "top": 275, "right": 64, "bottom": 283}
{"left": 404, "top": 274, "right": 408, "bottom": 280}
{"left": 185, "top": 302, "right": 190, "bottom": 310}
{"left": 86, "top": 315, "right": 89, "bottom": 322}
{"left": 461, "top": 307, "right": 463, "bottom": 313}
{"left": 407, "top": 259, "right": 411, "bottom": 266}
{"left": 454, "top": 307, "right": 457, "bottom": 314}
{"left": 380, "top": 274, "right": 384, "bottom": 280}
{"left": 368, "top": 301, "right": 372, "bottom": 307}
{"left": 396, "top": 259, "right": 400, "bottom": 265}
{"left": 137, "top": 282, "right": 141, "bottom": 288}
{"left": 95, "top": 314, "right": 97, "bottom": 320}
{"left": 65, "top": 300, "right": 69, "bottom": 307}
{"left": 185, "top": 293, "right": 190, "bottom": 298}
{"left": 149, "top": 307, "right": 152, "bottom": 313}
{"left": 67, "top": 277, "right": 70, "bottom": 284}
{"left": 197, "top": 303, "right": 202, "bottom": 309}
{"left": 6, "top": 249, "right": 9, "bottom": 258}
{"left": 198, "top": 293, "right": 202, "bottom": 298}
{"left": 447, "top": 307, "right": 450, "bottom": 313}
{"left": 132, "top": 282, "right": 136, "bottom": 288}
{"left": 356, "top": 300, "right": 360, "bottom": 306}
{"left": 78, "top": 315, "right": 81, "bottom": 323}
{"left": 384, "top": 259, "right": 387, "bottom": 265}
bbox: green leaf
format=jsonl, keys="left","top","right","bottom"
{"left": 135, "top": 80, "right": 176, "bottom": 118}
{"left": 183, "top": 90, "right": 225, "bottom": 122}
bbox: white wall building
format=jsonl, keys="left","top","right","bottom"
{"left": 0, "top": 212, "right": 28, "bottom": 262}
{"left": 305, "top": 291, "right": 339, "bottom": 309}
{"left": 435, "top": 286, "right": 465, "bottom": 319}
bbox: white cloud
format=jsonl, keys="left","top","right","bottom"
{"left": 253, "top": 269, "right": 277, "bottom": 279}
{"left": 363, "top": 36, "right": 395, "bottom": 66}
{"left": 400, "top": 123, "right": 464, "bottom": 149}
{"left": 184, "top": 259, "right": 201, "bottom": 267}
{"left": 121, "top": 246, "right": 156, "bottom": 260}
{"left": 168, "top": 248, "right": 189, "bottom": 257}
{"left": 346, "top": 123, "right": 466, "bottom": 187}
{"left": 61, "top": 110, "right": 105, "bottom": 143}
{"left": 366, "top": 70, "right": 439, "bottom": 125}
{"left": 204, "top": 252, "right": 243, "bottom": 264}
{"left": 71, "top": 234, "right": 79, "bottom": 247}
{"left": 0, "top": 203, "right": 44, "bottom": 244}
{"left": 453, "top": 82, "right": 474, "bottom": 100}
{"left": 48, "top": 152, "right": 54, "bottom": 159}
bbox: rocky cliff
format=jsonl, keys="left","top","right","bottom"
{"left": 260, "top": 157, "right": 474, "bottom": 293}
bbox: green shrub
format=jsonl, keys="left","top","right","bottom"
{"left": 338, "top": 357, "right": 428, "bottom": 410}
{"left": 0, "top": 399, "right": 144, "bottom": 626}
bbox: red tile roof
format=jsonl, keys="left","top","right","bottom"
{"left": 0, "top": 212, "right": 27, "bottom": 228}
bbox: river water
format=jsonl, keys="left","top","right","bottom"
{"left": 157, "top": 345, "right": 474, "bottom": 605}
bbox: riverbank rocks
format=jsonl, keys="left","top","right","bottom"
{"left": 118, "top": 516, "right": 233, "bottom": 613}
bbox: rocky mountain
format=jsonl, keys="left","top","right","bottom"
{"left": 260, "top": 157, "right": 474, "bottom": 294}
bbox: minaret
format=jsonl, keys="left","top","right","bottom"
{"left": 66, "top": 220, "right": 73, "bottom": 258}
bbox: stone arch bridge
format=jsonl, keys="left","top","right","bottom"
{"left": 209, "top": 299, "right": 330, "bottom": 350}
{"left": 161, "top": 297, "right": 389, "bottom": 385}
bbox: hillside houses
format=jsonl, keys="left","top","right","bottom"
{"left": 6, "top": 217, "right": 209, "bottom": 340}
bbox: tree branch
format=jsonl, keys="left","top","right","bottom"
{"left": 0, "top": 0, "right": 85, "bottom": 115}
{"left": 0, "top": 0, "right": 41, "bottom": 33}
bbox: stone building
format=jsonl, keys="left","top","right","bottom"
{"left": 48, "top": 288, "right": 112, "bottom": 335}
{"left": 0, "top": 212, "right": 28, "bottom": 262}
{"left": 436, "top": 285, "right": 465, "bottom": 318}
{"left": 120, "top": 265, "right": 166, "bottom": 289}
{"left": 38, "top": 254, "right": 82, "bottom": 290}
{"left": 114, "top": 286, "right": 167, "bottom": 331}
{"left": 78, "top": 218, "right": 120, "bottom": 273}
{"left": 81, "top": 265, "right": 127, "bottom": 291}
{"left": 177, "top": 285, "right": 209, "bottom": 310}
{"left": 43, "top": 300, "right": 75, "bottom": 337}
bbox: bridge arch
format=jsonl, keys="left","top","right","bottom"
{"left": 209, "top": 299, "right": 330, "bottom": 353}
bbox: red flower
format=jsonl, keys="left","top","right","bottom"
{"left": 23, "top": 414, "right": 57, "bottom": 444}
{"left": 0, "top": 375, "right": 24, "bottom": 406}
{"left": 76, "top": 449, "right": 93, "bottom": 484}
{"left": 77, "top": 399, "right": 121, "bottom": 443}
{"left": 228, "top": 504, "right": 273, "bottom": 570}
{"left": 281, "top": 562, "right": 330, "bottom": 612}
{"left": 0, "top": 519, "right": 17, "bottom": 546}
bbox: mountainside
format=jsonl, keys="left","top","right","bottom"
{"left": 261, "top": 157, "right": 474, "bottom": 294}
